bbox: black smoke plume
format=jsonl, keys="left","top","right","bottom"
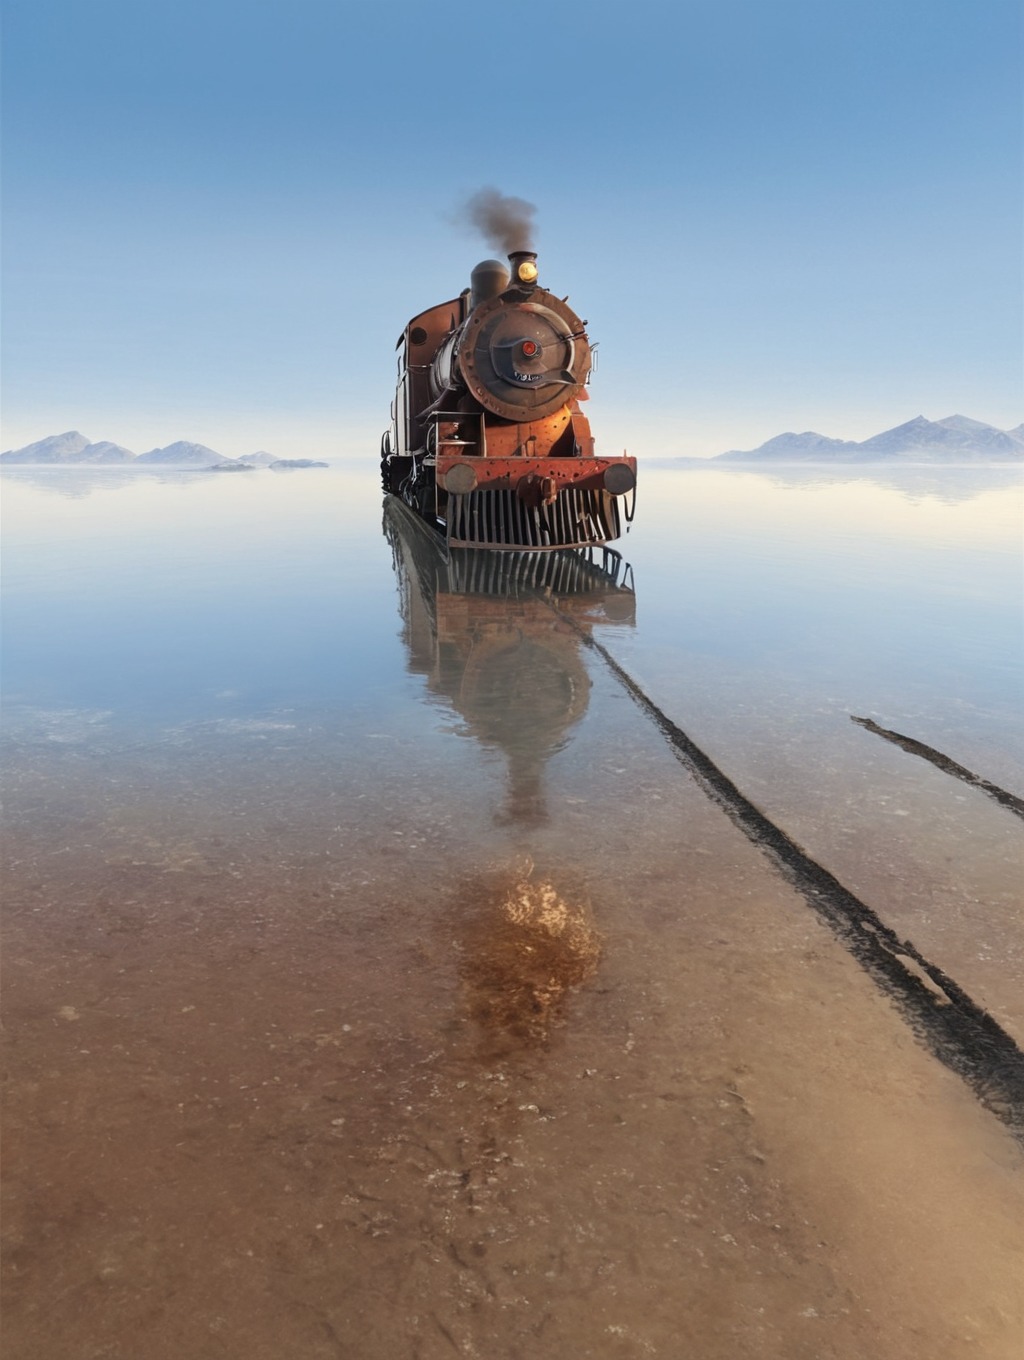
{"left": 461, "top": 187, "right": 537, "bottom": 255}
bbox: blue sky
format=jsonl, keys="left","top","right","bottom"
{"left": 3, "top": 0, "right": 1020, "bottom": 459}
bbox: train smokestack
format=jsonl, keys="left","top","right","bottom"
{"left": 509, "top": 250, "right": 538, "bottom": 289}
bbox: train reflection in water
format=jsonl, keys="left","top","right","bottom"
{"left": 384, "top": 495, "right": 637, "bottom": 1053}
{"left": 383, "top": 496, "right": 636, "bottom": 828}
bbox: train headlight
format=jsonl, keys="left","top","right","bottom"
{"left": 516, "top": 260, "right": 538, "bottom": 284}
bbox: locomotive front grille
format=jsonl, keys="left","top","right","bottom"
{"left": 446, "top": 485, "right": 622, "bottom": 551}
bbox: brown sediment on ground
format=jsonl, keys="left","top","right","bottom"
{"left": 450, "top": 863, "right": 602, "bottom": 1055}
{"left": 3, "top": 668, "right": 1023, "bottom": 1359}
{"left": 851, "top": 714, "right": 1024, "bottom": 819}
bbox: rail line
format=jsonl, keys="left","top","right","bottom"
{"left": 558, "top": 614, "right": 1024, "bottom": 1143}
{"left": 851, "top": 715, "right": 1024, "bottom": 821}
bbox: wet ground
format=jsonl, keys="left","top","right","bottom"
{"left": 3, "top": 463, "right": 1023, "bottom": 1358}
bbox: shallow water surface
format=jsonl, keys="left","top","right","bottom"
{"left": 3, "top": 462, "right": 1023, "bottom": 1358}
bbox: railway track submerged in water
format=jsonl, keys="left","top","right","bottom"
{"left": 556, "top": 609, "right": 1024, "bottom": 1144}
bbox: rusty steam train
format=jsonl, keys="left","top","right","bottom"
{"left": 380, "top": 250, "right": 637, "bottom": 551}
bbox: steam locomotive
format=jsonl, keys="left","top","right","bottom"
{"left": 380, "top": 250, "right": 637, "bottom": 551}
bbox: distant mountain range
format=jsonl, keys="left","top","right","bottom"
{"left": 3, "top": 416, "right": 1022, "bottom": 467}
{"left": 716, "top": 415, "right": 1024, "bottom": 462}
{"left": 0, "top": 432, "right": 304, "bottom": 468}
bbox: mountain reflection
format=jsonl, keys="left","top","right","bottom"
{"left": 383, "top": 497, "right": 636, "bottom": 826}
{"left": 674, "top": 462, "right": 1024, "bottom": 506}
{"left": 0, "top": 467, "right": 223, "bottom": 499}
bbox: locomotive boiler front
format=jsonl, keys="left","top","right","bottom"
{"left": 381, "top": 248, "right": 637, "bottom": 551}
{"left": 434, "top": 251, "right": 592, "bottom": 423}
